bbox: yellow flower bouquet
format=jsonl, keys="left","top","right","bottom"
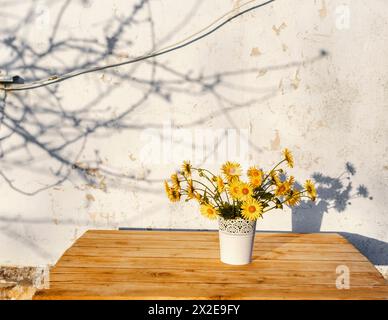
{"left": 164, "top": 149, "right": 317, "bottom": 222}
{"left": 164, "top": 149, "right": 317, "bottom": 265}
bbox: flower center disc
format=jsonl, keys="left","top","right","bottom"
{"left": 207, "top": 209, "right": 213, "bottom": 214}
{"left": 248, "top": 206, "right": 256, "bottom": 213}
{"left": 242, "top": 188, "right": 249, "bottom": 195}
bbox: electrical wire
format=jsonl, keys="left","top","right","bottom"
{"left": 156, "top": 0, "right": 263, "bottom": 53}
{"left": 0, "top": 0, "right": 275, "bottom": 92}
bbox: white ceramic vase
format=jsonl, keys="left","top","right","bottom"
{"left": 218, "top": 216, "right": 256, "bottom": 265}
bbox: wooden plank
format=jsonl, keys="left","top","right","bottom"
{"left": 82, "top": 230, "right": 349, "bottom": 243}
{"left": 47, "top": 281, "right": 388, "bottom": 293}
{"left": 49, "top": 268, "right": 385, "bottom": 286}
{"left": 34, "top": 230, "right": 388, "bottom": 300}
{"left": 50, "top": 265, "right": 383, "bottom": 277}
{"left": 84, "top": 230, "right": 343, "bottom": 237}
{"left": 64, "top": 245, "right": 367, "bottom": 261}
{"left": 85, "top": 229, "right": 341, "bottom": 235}
{"left": 74, "top": 239, "right": 358, "bottom": 252}
{"left": 54, "top": 255, "right": 378, "bottom": 272}
{"left": 34, "top": 283, "right": 388, "bottom": 300}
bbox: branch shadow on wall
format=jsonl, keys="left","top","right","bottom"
{"left": 0, "top": 0, "right": 332, "bottom": 258}
{"left": 290, "top": 162, "right": 388, "bottom": 266}
{"left": 0, "top": 0, "right": 329, "bottom": 196}
{"left": 1, "top": 0, "right": 384, "bottom": 273}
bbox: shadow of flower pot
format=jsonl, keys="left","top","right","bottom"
{"left": 291, "top": 163, "right": 372, "bottom": 234}
{"left": 291, "top": 201, "right": 327, "bottom": 233}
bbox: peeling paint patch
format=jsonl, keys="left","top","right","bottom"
{"left": 250, "top": 47, "right": 261, "bottom": 57}
{"left": 319, "top": 0, "right": 327, "bottom": 19}
{"left": 272, "top": 22, "right": 287, "bottom": 36}
{"left": 232, "top": 0, "right": 242, "bottom": 13}
{"left": 85, "top": 193, "right": 96, "bottom": 208}
{"left": 256, "top": 69, "right": 267, "bottom": 78}
{"left": 117, "top": 51, "right": 129, "bottom": 60}
{"left": 315, "top": 120, "right": 328, "bottom": 129}
{"left": 86, "top": 194, "right": 95, "bottom": 202}
{"left": 291, "top": 69, "right": 301, "bottom": 90}
{"left": 73, "top": 162, "right": 107, "bottom": 192}
{"left": 270, "top": 130, "right": 281, "bottom": 151}
{"left": 278, "top": 79, "right": 285, "bottom": 95}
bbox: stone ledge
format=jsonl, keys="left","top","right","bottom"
{"left": 0, "top": 266, "right": 49, "bottom": 300}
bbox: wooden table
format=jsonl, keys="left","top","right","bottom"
{"left": 34, "top": 230, "right": 388, "bottom": 300}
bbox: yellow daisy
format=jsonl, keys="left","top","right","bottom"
{"left": 164, "top": 180, "right": 171, "bottom": 197}
{"left": 247, "top": 166, "right": 261, "bottom": 178}
{"left": 228, "top": 179, "right": 242, "bottom": 200}
{"left": 200, "top": 204, "right": 219, "bottom": 220}
{"left": 249, "top": 176, "right": 262, "bottom": 188}
{"left": 168, "top": 188, "right": 181, "bottom": 202}
{"left": 275, "top": 181, "right": 291, "bottom": 196}
{"left": 305, "top": 180, "right": 317, "bottom": 201}
{"left": 239, "top": 182, "right": 253, "bottom": 201}
{"left": 228, "top": 176, "right": 240, "bottom": 184}
{"left": 171, "top": 173, "right": 180, "bottom": 191}
{"left": 283, "top": 148, "right": 294, "bottom": 168}
{"left": 247, "top": 167, "right": 263, "bottom": 187}
{"left": 241, "top": 198, "right": 263, "bottom": 221}
{"left": 194, "top": 192, "right": 202, "bottom": 203}
{"left": 286, "top": 189, "right": 301, "bottom": 207}
{"left": 181, "top": 161, "right": 192, "bottom": 177}
{"left": 187, "top": 179, "right": 196, "bottom": 199}
{"left": 270, "top": 171, "right": 281, "bottom": 186}
{"left": 228, "top": 180, "right": 252, "bottom": 201}
{"left": 288, "top": 175, "right": 295, "bottom": 186}
{"left": 216, "top": 176, "right": 225, "bottom": 193}
{"left": 221, "top": 161, "right": 242, "bottom": 181}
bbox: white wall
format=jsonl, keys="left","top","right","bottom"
{"left": 0, "top": 0, "right": 387, "bottom": 274}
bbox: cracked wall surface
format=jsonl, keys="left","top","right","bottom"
{"left": 0, "top": 0, "right": 387, "bottom": 282}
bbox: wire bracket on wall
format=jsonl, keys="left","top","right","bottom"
{"left": 0, "top": 75, "right": 25, "bottom": 85}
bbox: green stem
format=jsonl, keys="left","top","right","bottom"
{"left": 224, "top": 188, "right": 230, "bottom": 203}
{"left": 193, "top": 168, "right": 216, "bottom": 177}
{"left": 262, "top": 159, "right": 286, "bottom": 185}
{"left": 199, "top": 170, "right": 218, "bottom": 191}
{"left": 188, "top": 178, "right": 215, "bottom": 196}
{"left": 191, "top": 168, "right": 224, "bottom": 206}
{"left": 263, "top": 190, "right": 307, "bottom": 213}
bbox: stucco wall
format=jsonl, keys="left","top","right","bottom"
{"left": 0, "top": 0, "right": 387, "bottom": 276}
